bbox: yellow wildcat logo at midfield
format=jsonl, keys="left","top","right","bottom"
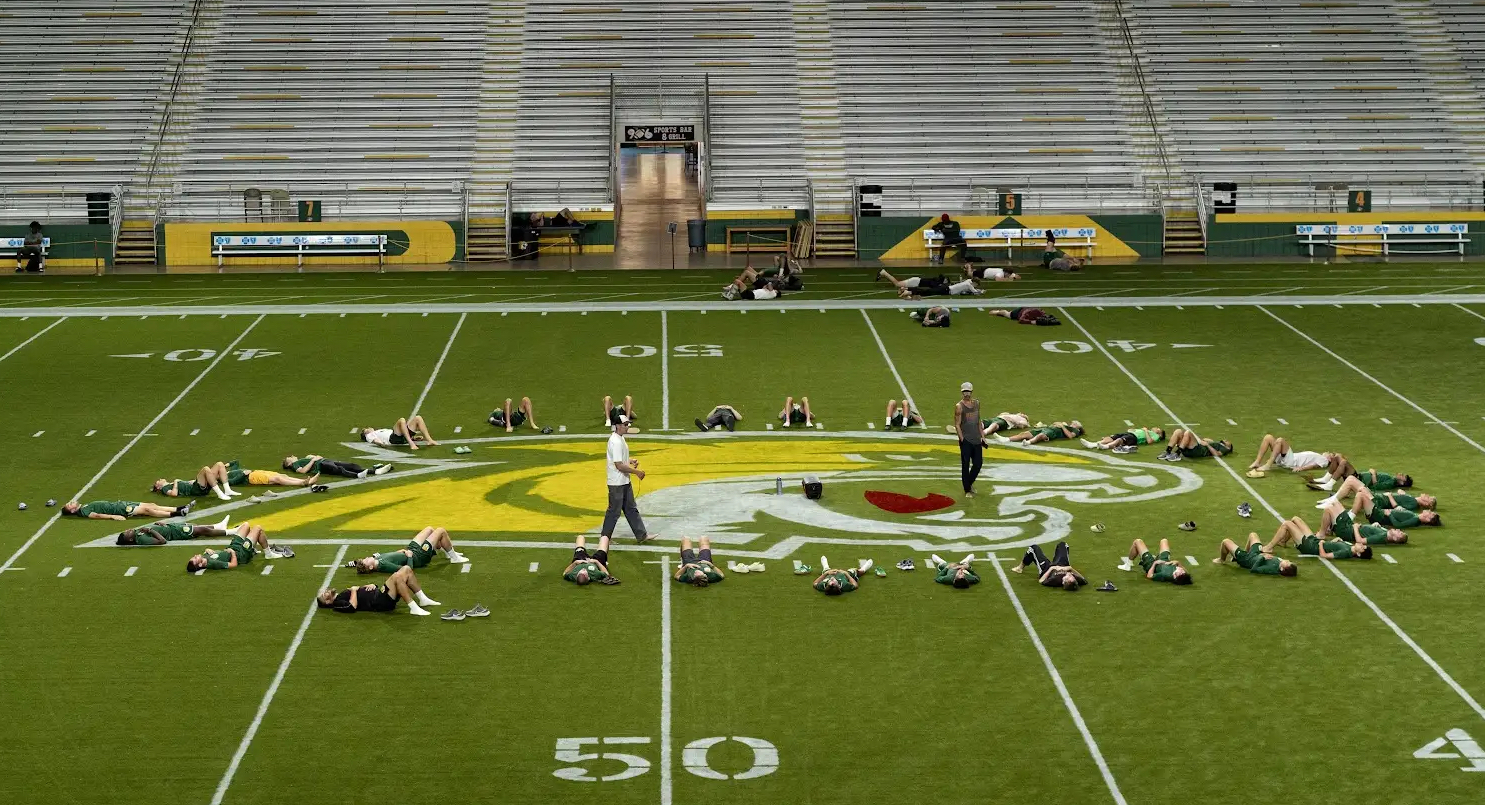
{"left": 251, "top": 436, "right": 1199, "bottom": 551}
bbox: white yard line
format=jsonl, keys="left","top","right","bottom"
{"left": 409, "top": 312, "right": 466, "bottom": 418}
{"left": 1259, "top": 307, "right": 1485, "bottom": 456}
{"left": 0, "top": 318, "right": 64, "bottom": 363}
{"left": 1252, "top": 286, "right": 1306, "bottom": 297}
{"left": 0, "top": 315, "right": 265, "bottom": 572}
{"left": 661, "top": 311, "right": 671, "bottom": 431}
{"left": 1454, "top": 303, "right": 1485, "bottom": 323}
{"left": 1164, "top": 287, "right": 1220, "bottom": 297}
{"left": 1338, "top": 285, "right": 1388, "bottom": 296}
{"left": 659, "top": 555, "right": 674, "bottom": 805}
{"left": 859, "top": 309, "right": 921, "bottom": 422}
{"left": 1062, "top": 307, "right": 1485, "bottom": 724}
{"left": 211, "top": 545, "right": 348, "bottom": 805}
{"left": 988, "top": 555, "right": 1127, "bottom": 805}
{"left": 59, "top": 296, "right": 142, "bottom": 307}
{"left": 1424, "top": 285, "right": 1475, "bottom": 295}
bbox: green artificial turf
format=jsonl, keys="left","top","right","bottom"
{"left": 1, "top": 264, "right": 1484, "bottom": 805}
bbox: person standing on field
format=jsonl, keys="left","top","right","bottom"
{"left": 602, "top": 414, "right": 654, "bottom": 543}
{"left": 954, "top": 382, "right": 984, "bottom": 498}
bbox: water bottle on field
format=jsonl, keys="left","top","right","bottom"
{"left": 776, "top": 477, "right": 783, "bottom": 495}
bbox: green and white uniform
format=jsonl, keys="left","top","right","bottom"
{"left": 78, "top": 500, "right": 137, "bottom": 518}
{"left": 372, "top": 539, "right": 436, "bottom": 573}
{"left": 1361, "top": 471, "right": 1402, "bottom": 491}
{"left": 934, "top": 564, "right": 980, "bottom": 587}
{"left": 1299, "top": 535, "right": 1356, "bottom": 559}
{"left": 203, "top": 536, "right": 255, "bottom": 570}
{"left": 563, "top": 559, "right": 609, "bottom": 583}
{"left": 1034, "top": 423, "right": 1083, "bottom": 441}
{"left": 1370, "top": 508, "right": 1421, "bottom": 529}
{"left": 1375, "top": 492, "right": 1419, "bottom": 511}
{"left": 677, "top": 561, "right": 725, "bottom": 585}
{"left": 146, "top": 522, "right": 195, "bottom": 542}
{"left": 813, "top": 568, "right": 859, "bottom": 593}
{"left": 1354, "top": 523, "right": 1393, "bottom": 545}
{"left": 1233, "top": 544, "right": 1286, "bottom": 575}
{"left": 1139, "top": 550, "right": 1182, "bottom": 583}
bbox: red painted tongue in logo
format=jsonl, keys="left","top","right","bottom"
{"left": 864, "top": 490, "right": 957, "bottom": 514}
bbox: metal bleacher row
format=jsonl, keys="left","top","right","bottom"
{"left": 826, "top": 1, "right": 1143, "bottom": 213}
{"left": 3, "top": 0, "right": 1485, "bottom": 228}
{"left": 0, "top": 1, "right": 191, "bottom": 221}
{"left": 514, "top": 0, "right": 806, "bottom": 210}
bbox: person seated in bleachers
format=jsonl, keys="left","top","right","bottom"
{"left": 15, "top": 221, "right": 44, "bottom": 273}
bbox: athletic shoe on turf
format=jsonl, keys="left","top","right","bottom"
{"left": 733, "top": 563, "right": 750, "bottom": 574}
{"left": 1089, "top": 522, "right": 1106, "bottom": 533}
{"left": 873, "top": 567, "right": 887, "bottom": 577}
{"left": 793, "top": 564, "right": 813, "bottom": 575}
{"left": 599, "top": 576, "right": 622, "bottom": 585}
{"left": 310, "top": 485, "right": 329, "bottom": 493}
{"left": 276, "top": 545, "right": 295, "bottom": 558}
{"left": 1117, "top": 561, "right": 1134, "bottom": 572}
{"left": 264, "top": 547, "right": 285, "bottom": 560}
{"left": 695, "top": 418, "right": 709, "bottom": 432}
{"left": 1237, "top": 503, "right": 1252, "bottom": 518}
{"left": 1166, "top": 453, "right": 1183, "bottom": 462}
{"left": 746, "top": 562, "right": 765, "bottom": 572}
{"left": 1112, "top": 445, "right": 1136, "bottom": 454}
{"left": 260, "top": 490, "right": 279, "bottom": 499}
{"left": 373, "top": 464, "right": 393, "bottom": 475}
{"left": 1245, "top": 469, "right": 1265, "bottom": 478}
{"left": 896, "top": 558, "right": 915, "bottom": 571}
{"left": 541, "top": 427, "right": 554, "bottom": 434}
{"left": 875, "top": 269, "right": 886, "bottom": 283}
{"left": 1096, "top": 581, "right": 1118, "bottom": 592}
{"left": 1178, "top": 521, "right": 1197, "bottom": 532}
{"left": 441, "top": 610, "right": 466, "bottom": 621}
{"left": 466, "top": 604, "right": 490, "bottom": 618}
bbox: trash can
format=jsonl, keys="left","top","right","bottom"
{"left": 687, "top": 218, "right": 707, "bottom": 253}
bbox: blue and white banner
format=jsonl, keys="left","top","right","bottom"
{"left": 1296, "top": 224, "right": 1468, "bottom": 236}
{"left": 212, "top": 234, "right": 387, "bottom": 247}
{"left": 2, "top": 237, "right": 51, "bottom": 248}
{"left": 924, "top": 227, "right": 1096, "bottom": 241}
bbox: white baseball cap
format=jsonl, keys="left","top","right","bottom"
{"left": 960, "top": 382, "right": 973, "bottom": 392}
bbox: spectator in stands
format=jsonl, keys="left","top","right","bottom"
{"left": 988, "top": 307, "right": 1061, "bottom": 326}
{"left": 931, "top": 213, "right": 967, "bottom": 265}
{"left": 15, "top": 221, "right": 44, "bottom": 273}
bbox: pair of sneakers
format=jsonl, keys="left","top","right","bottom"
{"left": 441, "top": 604, "right": 491, "bottom": 621}
{"left": 726, "top": 561, "right": 766, "bottom": 574}
{"left": 264, "top": 544, "right": 295, "bottom": 559}
{"left": 1158, "top": 451, "right": 1183, "bottom": 462}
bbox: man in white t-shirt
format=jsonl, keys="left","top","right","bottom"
{"left": 1247, "top": 433, "right": 1331, "bottom": 477}
{"left": 602, "top": 415, "right": 653, "bottom": 543}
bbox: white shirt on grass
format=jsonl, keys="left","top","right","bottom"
{"left": 606, "top": 431, "right": 630, "bottom": 486}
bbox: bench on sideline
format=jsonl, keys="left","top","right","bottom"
{"left": 2, "top": 236, "right": 50, "bottom": 267}
{"left": 923, "top": 227, "right": 1096, "bottom": 261}
{"left": 212, "top": 234, "right": 387, "bottom": 268}
{"left": 1296, "top": 224, "right": 1469, "bottom": 256}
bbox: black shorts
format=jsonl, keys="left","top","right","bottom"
{"left": 389, "top": 433, "right": 409, "bottom": 446}
{"left": 1009, "top": 307, "right": 1025, "bottom": 320}
{"left": 608, "top": 406, "right": 628, "bottom": 425}
{"left": 573, "top": 546, "right": 609, "bottom": 565}
{"left": 361, "top": 586, "right": 399, "bottom": 612}
{"left": 681, "top": 548, "right": 713, "bottom": 565}
{"left": 785, "top": 407, "right": 806, "bottom": 424}
{"left": 1111, "top": 432, "right": 1137, "bottom": 446}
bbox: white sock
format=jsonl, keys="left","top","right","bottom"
{"left": 415, "top": 590, "right": 440, "bottom": 606}
{"left": 213, "top": 516, "right": 231, "bottom": 533}
{"left": 444, "top": 549, "right": 466, "bottom": 562}
{"left": 356, "top": 469, "right": 370, "bottom": 479}
{"left": 408, "top": 602, "right": 430, "bottom": 616}
{"left": 214, "top": 488, "right": 231, "bottom": 501}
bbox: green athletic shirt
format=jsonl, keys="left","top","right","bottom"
{"left": 289, "top": 457, "right": 320, "bottom": 474}
{"left": 678, "top": 562, "right": 724, "bottom": 585}
{"left": 813, "top": 569, "right": 858, "bottom": 593}
{"left": 163, "top": 480, "right": 208, "bottom": 497}
{"left": 145, "top": 522, "right": 194, "bottom": 542}
{"left": 563, "top": 560, "right": 608, "bottom": 582}
{"left": 1299, "top": 535, "right": 1354, "bottom": 559}
{"left": 1250, "top": 555, "right": 1287, "bottom": 575}
{"left": 79, "top": 501, "right": 135, "bottom": 518}
{"left": 374, "top": 551, "right": 411, "bottom": 573}
{"left": 1378, "top": 492, "right": 1419, "bottom": 511}
{"left": 934, "top": 565, "right": 980, "bottom": 586}
{"left": 1371, "top": 509, "right": 1420, "bottom": 529}
{"left": 1035, "top": 424, "right": 1081, "bottom": 440}
{"left": 1362, "top": 472, "right": 1399, "bottom": 491}
{"left": 1356, "top": 524, "right": 1392, "bottom": 545}
{"left": 227, "top": 468, "right": 251, "bottom": 486}
{"left": 1130, "top": 428, "right": 1163, "bottom": 445}
{"left": 121, "top": 531, "right": 164, "bottom": 546}
{"left": 204, "top": 537, "right": 254, "bottom": 570}
{"left": 1138, "top": 550, "right": 1169, "bottom": 573}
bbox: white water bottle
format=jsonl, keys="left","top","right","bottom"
{"left": 776, "top": 476, "right": 783, "bottom": 495}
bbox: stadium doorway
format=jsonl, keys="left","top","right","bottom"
{"left": 614, "top": 139, "right": 704, "bottom": 269}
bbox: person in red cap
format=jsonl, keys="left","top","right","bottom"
{"left": 930, "top": 213, "right": 966, "bottom": 265}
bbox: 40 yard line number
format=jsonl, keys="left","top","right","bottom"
{"left": 553, "top": 736, "right": 778, "bottom": 782}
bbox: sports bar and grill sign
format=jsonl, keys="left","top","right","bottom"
{"left": 623, "top": 125, "right": 695, "bottom": 144}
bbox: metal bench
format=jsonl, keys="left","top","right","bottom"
{"left": 922, "top": 227, "right": 1096, "bottom": 262}
{"left": 211, "top": 234, "right": 387, "bottom": 268}
{"left": 1295, "top": 224, "right": 1469, "bottom": 256}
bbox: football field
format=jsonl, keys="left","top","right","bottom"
{"left": 2, "top": 263, "right": 1485, "bottom": 805}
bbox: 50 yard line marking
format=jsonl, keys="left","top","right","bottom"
{"left": 859, "top": 310, "right": 922, "bottom": 422}
{"left": 211, "top": 545, "right": 347, "bottom": 805}
{"left": 989, "top": 555, "right": 1126, "bottom": 805}
{"left": 0, "top": 315, "right": 265, "bottom": 573}
{"left": 1061, "top": 307, "right": 1485, "bottom": 724}
{"left": 409, "top": 312, "right": 466, "bottom": 418}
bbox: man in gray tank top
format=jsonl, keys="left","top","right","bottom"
{"left": 954, "top": 382, "right": 984, "bottom": 497}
